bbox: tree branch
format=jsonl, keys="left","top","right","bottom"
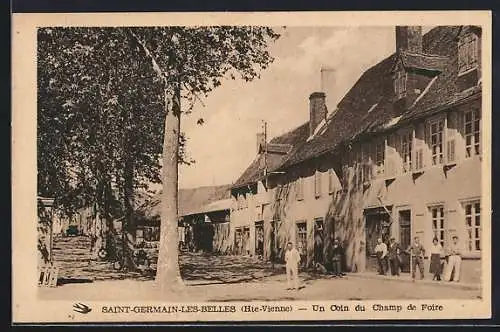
{"left": 124, "top": 28, "right": 168, "bottom": 86}
{"left": 182, "top": 82, "right": 206, "bottom": 108}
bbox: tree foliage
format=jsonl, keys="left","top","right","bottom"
{"left": 37, "top": 26, "right": 280, "bottom": 284}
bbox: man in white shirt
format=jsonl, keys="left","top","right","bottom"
{"left": 284, "top": 241, "right": 301, "bottom": 290}
{"left": 374, "top": 237, "right": 388, "bottom": 275}
{"left": 444, "top": 235, "right": 462, "bottom": 282}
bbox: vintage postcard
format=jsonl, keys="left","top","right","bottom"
{"left": 12, "top": 11, "right": 492, "bottom": 323}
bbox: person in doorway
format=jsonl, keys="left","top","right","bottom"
{"left": 388, "top": 237, "right": 401, "bottom": 276}
{"left": 284, "top": 241, "right": 301, "bottom": 290}
{"left": 444, "top": 235, "right": 462, "bottom": 282}
{"left": 297, "top": 241, "right": 306, "bottom": 268}
{"left": 407, "top": 236, "right": 425, "bottom": 280}
{"left": 331, "top": 238, "right": 344, "bottom": 277}
{"left": 336, "top": 237, "right": 347, "bottom": 275}
{"left": 374, "top": 237, "right": 388, "bottom": 275}
{"left": 429, "top": 237, "right": 445, "bottom": 281}
{"left": 314, "top": 232, "right": 323, "bottom": 266}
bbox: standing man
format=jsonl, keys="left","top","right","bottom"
{"left": 407, "top": 236, "right": 425, "bottom": 280}
{"left": 444, "top": 235, "right": 462, "bottom": 282}
{"left": 284, "top": 241, "right": 301, "bottom": 290}
{"left": 331, "top": 238, "right": 344, "bottom": 277}
{"left": 336, "top": 237, "right": 347, "bottom": 276}
{"left": 388, "top": 237, "right": 401, "bottom": 276}
{"left": 374, "top": 237, "right": 388, "bottom": 275}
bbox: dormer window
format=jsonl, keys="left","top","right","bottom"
{"left": 458, "top": 33, "right": 479, "bottom": 74}
{"left": 394, "top": 69, "right": 407, "bottom": 99}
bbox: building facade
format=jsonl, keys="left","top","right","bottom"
{"left": 230, "top": 26, "right": 483, "bottom": 280}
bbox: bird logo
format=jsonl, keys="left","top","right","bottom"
{"left": 73, "top": 303, "right": 92, "bottom": 314}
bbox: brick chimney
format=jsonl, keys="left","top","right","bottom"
{"left": 309, "top": 92, "right": 327, "bottom": 136}
{"left": 321, "top": 67, "right": 338, "bottom": 115}
{"left": 396, "top": 26, "right": 423, "bottom": 53}
{"left": 256, "top": 132, "right": 265, "bottom": 154}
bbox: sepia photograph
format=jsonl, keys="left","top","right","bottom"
{"left": 12, "top": 11, "right": 491, "bottom": 323}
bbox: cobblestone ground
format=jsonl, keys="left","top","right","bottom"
{"left": 52, "top": 235, "right": 281, "bottom": 284}
{"left": 43, "top": 236, "right": 481, "bottom": 301}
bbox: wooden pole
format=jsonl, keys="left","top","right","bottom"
{"left": 263, "top": 121, "right": 274, "bottom": 269}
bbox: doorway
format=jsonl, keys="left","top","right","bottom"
{"left": 242, "top": 226, "right": 250, "bottom": 256}
{"left": 398, "top": 210, "right": 411, "bottom": 273}
{"left": 313, "top": 218, "right": 324, "bottom": 265}
{"left": 255, "top": 221, "right": 264, "bottom": 258}
{"left": 234, "top": 227, "right": 242, "bottom": 255}
{"left": 296, "top": 221, "right": 307, "bottom": 267}
{"left": 365, "top": 207, "right": 391, "bottom": 272}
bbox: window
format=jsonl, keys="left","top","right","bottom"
{"left": 458, "top": 33, "right": 479, "bottom": 74}
{"left": 464, "top": 201, "right": 481, "bottom": 252}
{"left": 234, "top": 227, "right": 243, "bottom": 255}
{"left": 296, "top": 221, "right": 307, "bottom": 257}
{"left": 430, "top": 119, "right": 444, "bottom": 165}
{"left": 394, "top": 70, "right": 407, "bottom": 99}
{"left": 314, "top": 171, "right": 322, "bottom": 198}
{"left": 328, "top": 169, "right": 335, "bottom": 194}
{"left": 361, "top": 144, "right": 372, "bottom": 183}
{"left": 375, "top": 141, "right": 385, "bottom": 175}
{"left": 464, "top": 109, "right": 481, "bottom": 157}
{"left": 430, "top": 205, "right": 445, "bottom": 247}
{"left": 256, "top": 204, "right": 263, "bottom": 221}
{"left": 354, "top": 146, "right": 362, "bottom": 186}
{"left": 136, "top": 228, "right": 144, "bottom": 243}
{"left": 143, "top": 226, "right": 160, "bottom": 242}
{"left": 296, "top": 178, "right": 304, "bottom": 201}
{"left": 401, "top": 131, "right": 413, "bottom": 173}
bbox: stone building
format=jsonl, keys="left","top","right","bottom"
{"left": 230, "top": 25, "right": 484, "bottom": 279}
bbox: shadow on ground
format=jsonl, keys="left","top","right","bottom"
{"left": 52, "top": 235, "right": 294, "bottom": 285}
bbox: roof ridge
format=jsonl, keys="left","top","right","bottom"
{"left": 270, "top": 121, "right": 309, "bottom": 142}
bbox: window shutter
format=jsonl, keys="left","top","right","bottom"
{"left": 393, "top": 73, "right": 398, "bottom": 96}
{"left": 403, "top": 72, "right": 407, "bottom": 93}
{"left": 458, "top": 39, "right": 466, "bottom": 72}
{"left": 385, "top": 135, "right": 397, "bottom": 178}
{"left": 415, "top": 148, "right": 424, "bottom": 171}
{"left": 296, "top": 178, "right": 303, "bottom": 201}
{"left": 328, "top": 169, "right": 335, "bottom": 193}
{"left": 447, "top": 139, "right": 456, "bottom": 164}
{"left": 315, "top": 171, "right": 321, "bottom": 198}
{"left": 472, "top": 35, "right": 478, "bottom": 66}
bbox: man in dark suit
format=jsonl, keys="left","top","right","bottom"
{"left": 331, "top": 238, "right": 344, "bottom": 277}
{"left": 388, "top": 237, "right": 401, "bottom": 276}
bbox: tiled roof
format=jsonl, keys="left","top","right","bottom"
{"left": 280, "top": 26, "right": 480, "bottom": 169}
{"left": 140, "top": 184, "right": 231, "bottom": 218}
{"left": 231, "top": 123, "right": 309, "bottom": 189}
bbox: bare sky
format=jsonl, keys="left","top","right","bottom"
{"left": 177, "top": 26, "right": 433, "bottom": 189}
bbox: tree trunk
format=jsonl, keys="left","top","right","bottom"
{"left": 123, "top": 151, "right": 136, "bottom": 269}
{"left": 155, "top": 81, "right": 185, "bottom": 294}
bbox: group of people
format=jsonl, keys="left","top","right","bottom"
{"left": 374, "top": 235, "right": 463, "bottom": 282}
